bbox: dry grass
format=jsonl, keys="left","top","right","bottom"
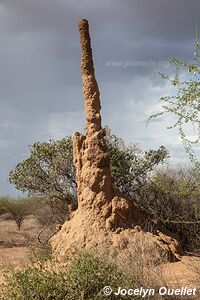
{"left": 116, "top": 234, "right": 200, "bottom": 300}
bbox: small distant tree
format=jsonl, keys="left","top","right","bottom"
{"left": 9, "top": 129, "right": 168, "bottom": 206}
{"left": 0, "top": 197, "right": 40, "bottom": 230}
{"left": 148, "top": 29, "right": 200, "bottom": 167}
{"left": 8, "top": 199, "right": 38, "bottom": 230}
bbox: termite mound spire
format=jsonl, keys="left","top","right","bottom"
{"left": 51, "top": 19, "right": 182, "bottom": 263}
{"left": 73, "top": 19, "right": 113, "bottom": 209}
{"left": 78, "top": 19, "right": 101, "bottom": 135}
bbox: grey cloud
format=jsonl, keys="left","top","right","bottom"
{"left": 0, "top": 0, "right": 199, "bottom": 195}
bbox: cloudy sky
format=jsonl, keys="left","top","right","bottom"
{"left": 0, "top": 0, "right": 199, "bottom": 196}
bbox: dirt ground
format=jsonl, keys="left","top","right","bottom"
{"left": 0, "top": 246, "right": 31, "bottom": 284}
{"left": 0, "top": 214, "right": 200, "bottom": 299}
{"left": 0, "top": 214, "right": 52, "bottom": 285}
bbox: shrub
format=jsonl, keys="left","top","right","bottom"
{"left": 1, "top": 252, "right": 137, "bottom": 300}
{"left": 0, "top": 197, "right": 13, "bottom": 215}
{"left": 105, "top": 127, "right": 168, "bottom": 198}
{"left": 135, "top": 166, "right": 200, "bottom": 254}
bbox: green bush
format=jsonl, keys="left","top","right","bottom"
{"left": 1, "top": 252, "right": 137, "bottom": 300}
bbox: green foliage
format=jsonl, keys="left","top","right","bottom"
{"left": 137, "top": 166, "right": 200, "bottom": 253}
{"left": 9, "top": 129, "right": 168, "bottom": 204}
{"left": 1, "top": 252, "right": 136, "bottom": 300}
{"left": 148, "top": 29, "right": 200, "bottom": 166}
{"left": 105, "top": 127, "right": 168, "bottom": 197}
{"left": 64, "top": 251, "right": 134, "bottom": 300}
{"left": 9, "top": 137, "right": 76, "bottom": 204}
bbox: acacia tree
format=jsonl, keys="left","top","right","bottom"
{"left": 9, "top": 129, "right": 168, "bottom": 206}
{"left": 9, "top": 137, "right": 76, "bottom": 204}
{"left": 148, "top": 30, "right": 200, "bottom": 167}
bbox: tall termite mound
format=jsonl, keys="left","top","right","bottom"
{"left": 73, "top": 19, "right": 142, "bottom": 230}
{"left": 51, "top": 19, "right": 182, "bottom": 262}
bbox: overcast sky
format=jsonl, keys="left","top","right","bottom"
{"left": 0, "top": 0, "right": 199, "bottom": 196}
